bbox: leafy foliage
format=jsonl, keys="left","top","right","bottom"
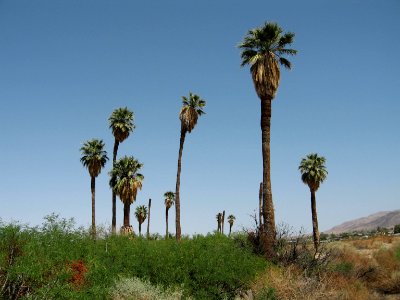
{"left": 109, "top": 156, "right": 144, "bottom": 205}
{"left": 179, "top": 92, "right": 206, "bottom": 133}
{"left": 164, "top": 191, "right": 175, "bottom": 209}
{"left": 80, "top": 139, "right": 108, "bottom": 178}
{"left": 299, "top": 153, "right": 328, "bottom": 191}
{"left": 239, "top": 22, "right": 297, "bottom": 100}
{"left": 0, "top": 217, "right": 267, "bottom": 299}
{"left": 109, "top": 107, "right": 135, "bottom": 143}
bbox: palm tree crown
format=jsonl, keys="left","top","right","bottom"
{"left": 135, "top": 205, "right": 148, "bottom": 224}
{"left": 164, "top": 191, "right": 175, "bottom": 209}
{"left": 109, "top": 107, "right": 135, "bottom": 143}
{"left": 227, "top": 214, "right": 236, "bottom": 225}
{"left": 109, "top": 156, "right": 144, "bottom": 204}
{"left": 239, "top": 22, "right": 297, "bottom": 100}
{"left": 299, "top": 153, "right": 328, "bottom": 191}
{"left": 80, "top": 139, "right": 108, "bottom": 177}
{"left": 179, "top": 92, "right": 206, "bottom": 133}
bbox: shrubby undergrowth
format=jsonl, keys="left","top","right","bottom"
{"left": 0, "top": 214, "right": 267, "bottom": 299}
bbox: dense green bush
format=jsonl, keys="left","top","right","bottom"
{"left": 0, "top": 215, "right": 267, "bottom": 299}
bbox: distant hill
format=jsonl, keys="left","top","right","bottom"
{"left": 325, "top": 210, "right": 400, "bottom": 234}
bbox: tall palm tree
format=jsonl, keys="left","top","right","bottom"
{"left": 239, "top": 22, "right": 297, "bottom": 258}
{"left": 109, "top": 156, "right": 143, "bottom": 233}
{"left": 164, "top": 191, "right": 175, "bottom": 239}
{"left": 228, "top": 214, "right": 236, "bottom": 236}
{"left": 80, "top": 139, "right": 108, "bottom": 237}
{"left": 135, "top": 205, "right": 148, "bottom": 237}
{"left": 175, "top": 92, "right": 206, "bottom": 241}
{"left": 109, "top": 107, "right": 135, "bottom": 234}
{"left": 299, "top": 153, "right": 328, "bottom": 252}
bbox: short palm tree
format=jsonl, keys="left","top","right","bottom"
{"left": 80, "top": 139, "right": 108, "bottom": 237}
{"left": 109, "top": 107, "right": 135, "bottom": 234}
{"left": 299, "top": 153, "right": 328, "bottom": 252}
{"left": 109, "top": 156, "right": 143, "bottom": 233}
{"left": 175, "top": 92, "right": 206, "bottom": 241}
{"left": 216, "top": 213, "right": 222, "bottom": 233}
{"left": 135, "top": 205, "right": 148, "bottom": 237}
{"left": 239, "top": 22, "right": 297, "bottom": 258}
{"left": 228, "top": 215, "right": 236, "bottom": 236}
{"left": 164, "top": 191, "right": 175, "bottom": 239}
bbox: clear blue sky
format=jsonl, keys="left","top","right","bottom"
{"left": 1, "top": 1, "right": 399, "bottom": 235}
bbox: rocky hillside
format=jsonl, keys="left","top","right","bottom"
{"left": 325, "top": 210, "right": 400, "bottom": 234}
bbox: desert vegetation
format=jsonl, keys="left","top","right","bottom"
{"left": 1, "top": 18, "right": 398, "bottom": 300}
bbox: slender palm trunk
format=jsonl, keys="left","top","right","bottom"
{"left": 229, "top": 223, "right": 233, "bottom": 236}
{"left": 175, "top": 126, "right": 186, "bottom": 241}
{"left": 123, "top": 202, "right": 130, "bottom": 228}
{"left": 147, "top": 198, "right": 151, "bottom": 239}
{"left": 91, "top": 176, "right": 96, "bottom": 238}
{"left": 166, "top": 207, "right": 169, "bottom": 239}
{"left": 259, "top": 182, "right": 263, "bottom": 227}
{"left": 310, "top": 188, "right": 320, "bottom": 252}
{"left": 112, "top": 139, "right": 119, "bottom": 234}
{"left": 139, "top": 221, "right": 142, "bottom": 236}
{"left": 222, "top": 210, "right": 225, "bottom": 234}
{"left": 261, "top": 98, "right": 276, "bottom": 259}
{"left": 217, "top": 219, "right": 220, "bottom": 233}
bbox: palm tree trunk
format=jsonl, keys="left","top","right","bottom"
{"left": 229, "top": 223, "right": 232, "bottom": 236}
{"left": 139, "top": 221, "right": 142, "bottom": 236}
{"left": 222, "top": 210, "right": 225, "bottom": 234}
{"left": 166, "top": 207, "right": 169, "bottom": 239}
{"left": 259, "top": 182, "right": 263, "bottom": 227}
{"left": 147, "top": 198, "right": 151, "bottom": 239}
{"left": 175, "top": 126, "right": 186, "bottom": 241}
{"left": 91, "top": 176, "right": 96, "bottom": 238}
{"left": 261, "top": 98, "right": 276, "bottom": 259}
{"left": 112, "top": 139, "right": 119, "bottom": 234}
{"left": 123, "top": 202, "right": 130, "bottom": 228}
{"left": 310, "top": 189, "right": 320, "bottom": 252}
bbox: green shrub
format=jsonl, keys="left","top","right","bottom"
{"left": 255, "top": 287, "right": 277, "bottom": 300}
{"left": 0, "top": 215, "right": 267, "bottom": 299}
{"left": 334, "top": 262, "right": 354, "bottom": 276}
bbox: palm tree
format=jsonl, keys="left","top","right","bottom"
{"left": 228, "top": 215, "right": 236, "bottom": 236}
{"left": 299, "top": 153, "right": 328, "bottom": 252}
{"left": 135, "top": 205, "right": 148, "bottom": 237}
{"left": 239, "top": 22, "right": 297, "bottom": 258}
{"left": 216, "top": 213, "right": 222, "bottom": 233}
{"left": 80, "top": 139, "right": 108, "bottom": 237}
{"left": 164, "top": 191, "right": 175, "bottom": 239}
{"left": 109, "top": 156, "right": 143, "bottom": 233}
{"left": 175, "top": 92, "right": 206, "bottom": 241}
{"left": 109, "top": 107, "right": 135, "bottom": 234}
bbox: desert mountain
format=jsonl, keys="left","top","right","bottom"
{"left": 325, "top": 210, "right": 400, "bottom": 234}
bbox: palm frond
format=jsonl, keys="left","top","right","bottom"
{"left": 279, "top": 57, "right": 291, "bottom": 69}
{"left": 109, "top": 107, "right": 135, "bottom": 143}
{"left": 80, "top": 139, "right": 108, "bottom": 178}
{"left": 299, "top": 153, "right": 328, "bottom": 191}
{"left": 109, "top": 156, "right": 144, "bottom": 204}
{"left": 239, "top": 21, "right": 297, "bottom": 99}
{"left": 179, "top": 92, "right": 206, "bottom": 133}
